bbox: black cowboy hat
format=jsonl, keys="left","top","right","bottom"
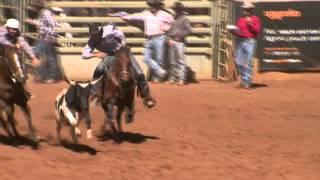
{"left": 146, "top": 0, "right": 164, "bottom": 6}
{"left": 171, "top": 1, "right": 185, "bottom": 10}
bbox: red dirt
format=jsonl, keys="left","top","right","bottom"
{"left": 0, "top": 72, "right": 320, "bottom": 180}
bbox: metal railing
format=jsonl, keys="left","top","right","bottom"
{"left": 0, "top": 0, "right": 233, "bottom": 80}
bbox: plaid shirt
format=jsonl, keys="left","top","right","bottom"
{"left": 0, "top": 27, "right": 36, "bottom": 59}
{"left": 38, "top": 9, "right": 59, "bottom": 41}
{"left": 125, "top": 10, "right": 173, "bottom": 37}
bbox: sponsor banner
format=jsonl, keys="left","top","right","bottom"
{"left": 255, "top": 1, "right": 320, "bottom": 71}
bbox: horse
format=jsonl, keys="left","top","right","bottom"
{"left": 0, "top": 47, "right": 38, "bottom": 142}
{"left": 100, "top": 46, "right": 136, "bottom": 134}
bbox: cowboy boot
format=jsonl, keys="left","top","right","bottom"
{"left": 136, "top": 74, "right": 156, "bottom": 108}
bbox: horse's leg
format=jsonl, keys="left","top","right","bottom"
{"left": 5, "top": 104, "right": 20, "bottom": 137}
{"left": 125, "top": 99, "right": 135, "bottom": 124}
{"left": 101, "top": 102, "right": 110, "bottom": 131}
{"left": 111, "top": 103, "right": 118, "bottom": 133}
{"left": 0, "top": 100, "right": 14, "bottom": 136}
{"left": 102, "top": 101, "right": 116, "bottom": 134}
{"left": 19, "top": 104, "right": 38, "bottom": 142}
{"left": 0, "top": 111, "right": 13, "bottom": 137}
{"left": 7, "top": 114, "right": 20, "bottom": 137}
{"left": 116, "top": 105, "right": 124, "bottom": 133}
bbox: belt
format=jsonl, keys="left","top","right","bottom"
{"left": 146, "top": 34, "right": 164, "bottom": 39}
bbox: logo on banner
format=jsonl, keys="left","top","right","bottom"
{"left": 264, "top": 9, "right": 301, "bottom": 20}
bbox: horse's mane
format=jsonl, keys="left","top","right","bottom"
{"left": 112, "top": 46, "right": 132, "bottom": 70}
{"left": 115, "top": 46, "right": 131, "bottom": 58}
{"left": 2, "top": 47, "right": 24, "bottom": 83}
{"left": 104, "top": 46, "right": 134, "bottom": 88}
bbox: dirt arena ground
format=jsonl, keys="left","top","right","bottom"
{"left": 0, "top": 72, "right": 319, "bottom": 180}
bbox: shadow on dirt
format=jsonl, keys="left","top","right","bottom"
{"left": 58, "top": 140, "right": 99, "bottom": 155}
{"left": 97, "top": 131, "right": 160, "bottom": 144}
{"left": 0, "top": 134, "right": 43, "bottom": 149}
{"left": 251, "top": 83, "right": 268, "bottom": 89}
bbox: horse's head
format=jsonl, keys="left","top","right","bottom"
{"left": 113, "top": 46, "right": 133, "bottom": 83}
{"left": 4, "top": 47, "right": 24, "bottom": 83}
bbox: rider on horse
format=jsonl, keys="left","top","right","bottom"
{"left": 82, "top": 23, "right": 156, "bottom": 108}
{"left": 0, "top": 19, "right": 40, "bottom": 98}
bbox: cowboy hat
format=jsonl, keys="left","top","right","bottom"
{"left": 50, "top": 6, "right": 64, "bottom": 12}
{"left": 5, "top": 19, "right": 20, "bottom": 29}
{"left": 146, "top": 0, "right": 164, "bottom": 6}
{"left": 172, "top": 1, "right": 185, "bottom": 10}
{"left": 241, "top": 1, "right": 255, "bottom": 9}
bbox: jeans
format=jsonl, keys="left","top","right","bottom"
{"left": 144, "top": 35, "right": 167, "bottom": 77}
{"left": 34, "top": 39, "right": 61, "bottom": 80}
{"left": 168, "top": 42, "right": 186, "bottom": 82}
{"left": 235, "top": 38, "right": 256, "bottom": 86}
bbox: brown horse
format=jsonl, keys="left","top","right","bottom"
{"left": 100, "top": 46, "right": 136, "bottom": 134}
{"left": 0, "top": 47, "right": 38, "bottom": 142}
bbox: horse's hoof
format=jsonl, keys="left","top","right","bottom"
{"left": 125, "top": 114, "right": 134, "bottom": 124}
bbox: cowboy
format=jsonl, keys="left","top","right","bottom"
{"left": 229, "top": 1, "right": 261, "bottom": 90}
{"left": 82, "top": 23, "right": 156, "bottom": 108}
{"left": 0, "top": 18, "right": 41, "bottom": 98}
{"left": 166, "top": 1, "right": 191, "bottom": 85}
{"left": 119, "top": 0, "right": 174, "bottom": 83}
{"left": 33, "top": 6, "right": 63, "bottom": 83}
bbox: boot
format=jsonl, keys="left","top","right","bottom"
{"left": 136, "top": 74, "right": 156, "bottom": 108}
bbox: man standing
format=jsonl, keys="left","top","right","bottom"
{"left": 119, "top": 0, "right": 173, "bottom": 83}
{"left": 229, "top": 1, "right": 261, "bottom": 90}
{"left": 166, "top": 1, "right": 191, "bottom": 85}
{"left": 0, "top": 19, "right": 40, "bottom": 98}
{"left": 34, "top": 6, "right": 62, "bottom": 83}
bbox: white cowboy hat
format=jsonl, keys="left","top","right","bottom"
{"left": 5, "top": 19, "right": 20, "bottom": 29}
{"left": 241, "top": 1, "right": 255, "bottom": 9}
{"left": 50, "top": 6, "right": 64, "bottom": 12}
